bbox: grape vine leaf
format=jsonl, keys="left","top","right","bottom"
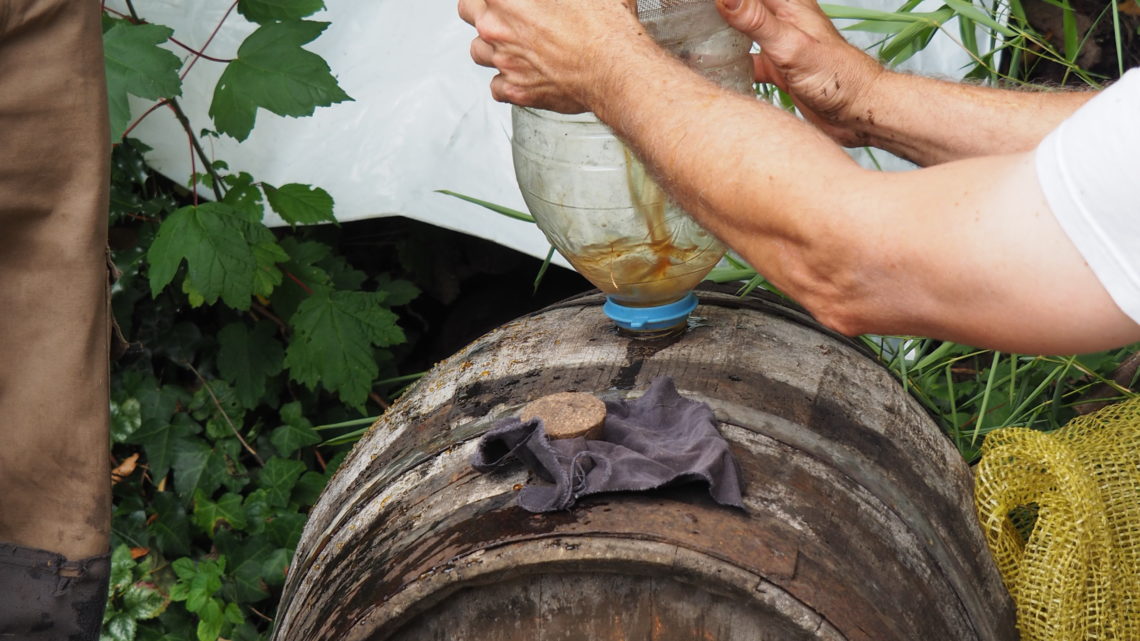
{"left": 263, "top": 183, "right": 336, "bottom": 225}
{"left": 285, "top": 291, "right": 406, "bottom": 408}
{"left": 218, "top": 322, "right": 285, "bottom": 409}
{"left": 209, "top": 21, "right": 352, "bottom": 141}
{"left": 103, "top": 21, "right": 183, "bottom": 141}
{"left": 238, "top": 0, "right": 326, "bottom": 23}
{"left": 148, "top": 203, "right": 263, "bottom": 309}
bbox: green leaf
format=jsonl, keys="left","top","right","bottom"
{"left": 111, "top": 397, "right": 143, "bottom": 445}
{"left": 220, "top": 172, "right": 264, "bottom": 220}
{"left": 258, "top": 457, "right": 307, "bottom": 507}
{"left": 129, "top": 414, "right": 199, "bottom": 482}
{"left": 224, "top": 602, "right": 245, "bottom": 625}
{"left": 270, "top": 402, "right": 320, "bottom": 456}
{"left": 104, "top": 612, "right": 139, "bottom": 641}
{"left": 285, "top": 291, "right": 406, "bottom": 407}
{"left": 265, "top": 510, "right": 307, "bottom": 548}
{"left": 192, "top": 491, "right": 249, "bottom": 535}
{"left": 103, "top": 22, "right": 182, "bottom": 140}
{"left": 171, "top": 558, "right": 225, "bottom": 613}
{"left": 264, "top": 183, "right": 337, "bottom": 225}
{"left": 196, "top": 598, "right": 224, "bottom": 641}
{"left": 238, "top": 0, "right": 326, "bottom": 23}
{"left": 123, "top": 583, "right": 170, "bottom": 621}
{"left": 209, "top": 21, "right": 352, "bottom": 141}
{"left": 217, "top": 322, "right": 285, "bottom": 409}
{"left": 172, "top": 440, "right": 226, "bottom": 502}
{"left": 270, "top": 238, "right": 335, "bottom": 320}
{"left": 942, "top": 0, "right": 1015, "bottom": 36}
{"left": 215, "top": 530, "right": 289, "bottom": 602}
{"left": 147, "top": 203, "right": 258, "bottom": 309}
{"left": 248, "top": 224, "right": 290, "bottom": 298}
{"left": 149, "top": 493, "right": 192, "bottom": 557}
{"left": 436, "top": 190, "right": 535, "bottom": 223}
{"left": 375, "top": 274, "right": 420, "bottom": 307}
{"left": 110, "top": 545, "right": 136, "bottom": 593}
{"left": 291, "top": 470, "right": 328, "bottom": 507}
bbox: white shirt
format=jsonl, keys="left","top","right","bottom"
{"left": 1036, "top": 68, "right": 1140, "bottom": 325}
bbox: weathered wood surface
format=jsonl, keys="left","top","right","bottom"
{"left": 272, "top": 287, "right": 1017, "bottom": 641}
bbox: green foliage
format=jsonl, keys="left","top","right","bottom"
{"left": 103, "top": 4, "right": 416, "bottom": 640}
{"left": 210, "top": 21, "right": 353, "bottom": 141}
{"left": 238, "top": 0, "right": 326, "bottom": 24}
{"left": 264, "top": 183, "right": 337, "bottom": 226}
{"left": 102, "top": 21, "right": 182, "bottom": 140}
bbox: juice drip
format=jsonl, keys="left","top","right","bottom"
{"left": 565, "top": 147, "right": 718, "bottom": 308}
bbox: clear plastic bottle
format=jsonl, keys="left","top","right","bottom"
{"left": 512, "top": 1, "right": 753, "bottom": 329}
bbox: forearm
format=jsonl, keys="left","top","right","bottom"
{"left": 850, "top": 71, "right": 1095, "bottom": 166}
{"left": 587, "top": 40, "right": 866, "bottom": 312}
{"left": 582, "top": 42, "right": 1138, "bottom": 353}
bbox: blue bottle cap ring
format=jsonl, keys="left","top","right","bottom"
{"left": 603, "top": 292, "right": 699, "bottom": 332}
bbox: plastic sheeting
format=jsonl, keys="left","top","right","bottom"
{"left": 108, "top": 0, "right": 988, "bottom": 263}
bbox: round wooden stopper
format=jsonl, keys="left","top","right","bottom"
{"left": 519, "top": 392, "right": 607, "bottom": 440}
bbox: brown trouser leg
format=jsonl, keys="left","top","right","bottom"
{"left": 0, "top": 0, "right": 111, "bottom": 562}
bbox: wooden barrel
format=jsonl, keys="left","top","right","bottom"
{"left": 272, "top": 287, "right": 1017, "bottom": 641}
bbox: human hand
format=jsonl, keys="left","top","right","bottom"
{"left": 716, "top": 0, "right": 884, "bottom": 146}
{"left": 458, "top": 0, "right": 643, "bottom": 113}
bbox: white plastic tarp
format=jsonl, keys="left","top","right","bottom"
{"left": 109, "top": 0, "right": 988, "bottom": 264}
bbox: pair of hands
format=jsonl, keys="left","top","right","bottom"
{"left": 457, "top": 0, "right": 885, "bottom": 147}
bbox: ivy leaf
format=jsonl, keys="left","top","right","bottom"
{"left": 270, "top": 402, "right": 320, "bottom": 457}
{"left": 217, "top": 322, "right": 285, "bottom": 409}
{"left": 290, "top": 471, "right": 327, "bottom": 508}
{"left": 263, "top": 183, "right": 336, "bottom": 226}
{"left": 285, "top": 291, "right": 405, "bottom": 408}
{"left": 238, "top": 0, "right": 326, "bottom": 23}
{"left": 209, "top": 21, "right": 352, "bottom": 141}
{"left": 128, "top": 414, "right": 198, "bottom": 482}
{"left": 149, "top": 493, "right": 191, "bottom": 557}
{"left": 172, "top": 440, "right": 226, "bottom": 502}
{"left": 258, "top": 457, "right": 307, "bottom": 507}
{"left": 192, "top": 490, "right": 249, "bottom": 535}
{"left": 103, "top": 21, "right": 182, "bottom": 140}
{"left": 147, "top": 203, "right": 258, "bottom": 309}
{"left": 215, "top": 530, "right": 289, "bottom": 603}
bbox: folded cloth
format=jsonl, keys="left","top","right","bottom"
{"left": 472, "top": 376, "right": 744, "bottom": 512}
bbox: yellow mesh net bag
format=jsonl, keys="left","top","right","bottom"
{"left": 974, "top": 396, "right": 1140, "bottom": 641}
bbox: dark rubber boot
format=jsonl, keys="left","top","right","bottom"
{"left": 0, "top": 543, "right": 110, "bottom": 640}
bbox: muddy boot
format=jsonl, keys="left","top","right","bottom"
{"left": 0, "top": 543, "right": 110, "bottom": 640}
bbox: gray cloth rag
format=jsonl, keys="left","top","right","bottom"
{"left": 471, "top": 377, "right": 744, "bottom": 512}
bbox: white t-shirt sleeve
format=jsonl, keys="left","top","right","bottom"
{"left": 1035, "top": 68, "right": 1140, "bottom": 325}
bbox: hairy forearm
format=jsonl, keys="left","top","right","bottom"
{"left": 586, "top": 41, "right": 869, "bottom": 319}
{"left": 579, "top": 41, "right": 1137, "bottom": 352}
{"left": 851, "top": 71, "right": 1095, "bottom": 166}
